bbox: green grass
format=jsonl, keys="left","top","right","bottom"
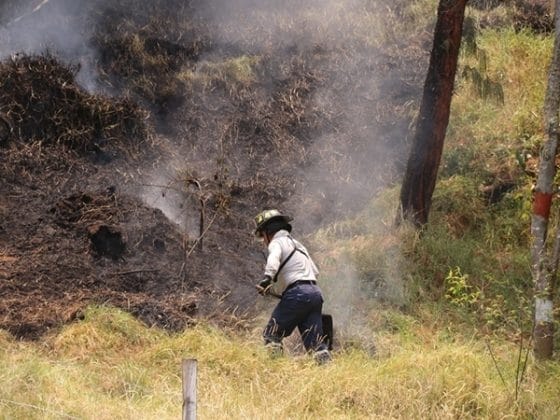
{"left": 1, "top": 306, "right": 559, "bottom": 419}
{"left": 449, "top": 27, "right": 552, "bottom": 181}
{"left": 179, "top": 55, "right": 260, "bottom": 90}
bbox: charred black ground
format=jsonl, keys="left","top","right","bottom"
{"left": 0, "top": 51, "right": 267, "bottom": 338}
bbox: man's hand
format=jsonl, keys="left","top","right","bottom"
{"left": 256, "top": 275, "right": 273, "bottom": 295}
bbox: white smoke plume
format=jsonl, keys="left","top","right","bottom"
{"left": 0, "top": 0, "right": 104, "bottom": 91}
{"left": 195, "top": 1, "right": 418, "bottom": 345}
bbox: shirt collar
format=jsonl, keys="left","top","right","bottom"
{"left": 272, "top": 229, "right": 290, "bottom": 239}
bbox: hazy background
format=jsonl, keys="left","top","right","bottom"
{"left": 0, "top": 0, "right": 427, "bottom": 323}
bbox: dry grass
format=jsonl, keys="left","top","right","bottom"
{"left": 0, "top": 306, "right": 559, "bottom": 419}
{"left": 0, "top": 53, "right": 149, "bottom": 151}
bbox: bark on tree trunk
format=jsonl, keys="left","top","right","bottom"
{"left": 398, "top": 0, "right": 468, "bottom": 226}
{"left": 532, "top": 0, "right": 560, "bottom": 360}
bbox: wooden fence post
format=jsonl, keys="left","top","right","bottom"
{"left": 182, "top": 359, "right": 197, "bottom": 420}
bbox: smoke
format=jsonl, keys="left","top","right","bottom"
{"left": 139, "top": 172, "right": 198, "bottom": 236}
{"left": 192, "top": 0, "right": 386, "bottom": 49}
{"left": 0, "top": 0, "right": 423, "bottom": 326}
{"left": 200, "top": 0, "right": 416, "bottom": 350}
{"left": 321, "top": 252, "right": 405, "bottom": 356}
{"left": 0, "top": 1, "right": 98, "bottom": 88}
{"left": 189, "top": 0, "right": 418, "bottom": 318}
{"left": 6, "top": 0, "right": 50, "bottom": 25}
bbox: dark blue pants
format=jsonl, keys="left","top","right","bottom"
{"left": 263, "top": 283, "right": 328, "bottom": 352}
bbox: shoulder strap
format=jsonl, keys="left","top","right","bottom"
{"left": 273, "top": 247, "right": 297, "bottom": 283}
{"left": 288, "top": 236, "right": 309, "bottom": 258}
{"left": 272, "top": 236, "right": 310, "bottom": 282}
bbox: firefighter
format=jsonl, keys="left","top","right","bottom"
{"left": 254, "top": 209, "right": 331, "bottom": 364}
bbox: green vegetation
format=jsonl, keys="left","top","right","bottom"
{"left": 179, "top": 56, "right": 260, "bottom": 89}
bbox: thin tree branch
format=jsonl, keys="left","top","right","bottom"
{"left": 485, "top": 339, "right": 508, "bottom": 389}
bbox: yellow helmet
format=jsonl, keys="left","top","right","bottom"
{"left": 254, "top": 209, "right": 292, "bottom": 236}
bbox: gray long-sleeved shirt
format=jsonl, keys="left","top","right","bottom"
{"left": 264, "top": 230, "right": 319, "bottom": 294}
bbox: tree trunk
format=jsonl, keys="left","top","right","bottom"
{"left": 532, "top": 0, "right": 560, "bottom": 360}
{"left": 398, "top": 0, "right": 468, "bottom": 226}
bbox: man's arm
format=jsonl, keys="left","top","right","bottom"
{"left": 264, "top": 240, "right": 282, "bottom": 280}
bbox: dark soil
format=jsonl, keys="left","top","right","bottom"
{"left": 0, "top": 54, "right": 264, "bottom": 339}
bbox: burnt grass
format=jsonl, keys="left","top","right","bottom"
{"left": 0, "top": 0, "right": 430, "bottom": 339}
{"left": 0, "top": 53, "right": 262, "bottom": 338}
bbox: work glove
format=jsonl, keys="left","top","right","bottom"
{"left": 256, "top": 275, "right": 273, "bottom": 295}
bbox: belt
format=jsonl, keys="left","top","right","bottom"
{"left": 285, "top": 280, "right": 317, "bottom": 292}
